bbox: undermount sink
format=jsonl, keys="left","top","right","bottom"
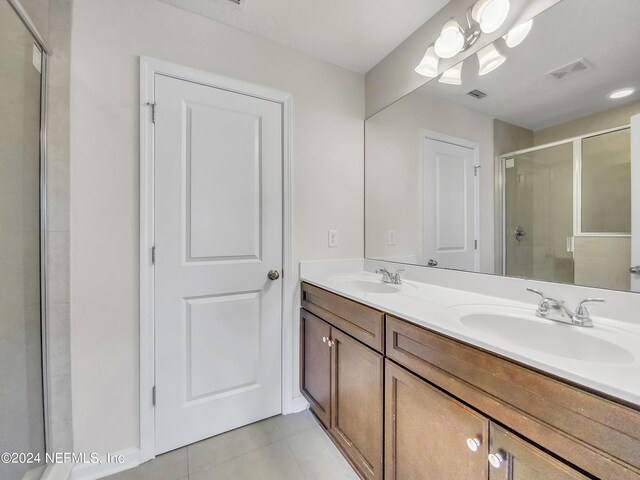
{"left": 447, "top": 305, "right": 635, "bottom": 365}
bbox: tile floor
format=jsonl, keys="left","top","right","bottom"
{"left": 104, "top": 410, "right": 359, "bottom": 480}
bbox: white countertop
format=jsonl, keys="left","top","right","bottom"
{"left": 301, "top": 270, "right": 640, "bottom": 407}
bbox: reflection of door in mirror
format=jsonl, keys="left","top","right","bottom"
{"left": 422, "top": 136, "right": 478, "bottom": 271}
{"left": 504, "top": 143, "right": 574, "bottom": 284}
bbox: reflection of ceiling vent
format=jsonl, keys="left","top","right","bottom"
{"left": 227, "top": 0, "right": 242, "bottom": 4}
{"left": 546, "top": 58, "right": 593, "bottom": 81}
{"left": 467, "top": 89, "right": 487, "bottom": 99}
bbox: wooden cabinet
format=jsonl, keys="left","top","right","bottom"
{"left": 300, "top": 283, "right": 640, "bottom": 480}
{"left": 385, "top": 360, "right": 488, "bottom": 480}
{"left": 300, "top": 306, "right": 384, "bottom": 480}
{"left": 488, "top": 424, "right": 589, "bottom": 480}
{"left": 300, "top": 309, "right": 332, "bottom": 428}
{"left": 332, "top": 328, "right": 384, "bottom": 480}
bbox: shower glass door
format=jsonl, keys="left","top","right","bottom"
{"left": 0, "top": 1, "right": 46, "bottom": 479}
{"left": 504, "top": 142, "right": 575, "bottom": 283}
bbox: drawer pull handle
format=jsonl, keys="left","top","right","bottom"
{"left": 466, "top": 438, "right": 481, "bottom": 452}
{"left": 488, "top": 452, "right": 504, "bottom": 469}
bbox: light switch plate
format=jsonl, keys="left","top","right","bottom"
{"left": 388, "top": 230, "right": 396, "bottom": 246}
{"left": 328, "top": 230, "right": 338, "bottom": 248}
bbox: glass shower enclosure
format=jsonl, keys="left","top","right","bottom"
{"left": 1, "top": 1, "right": 48, "bottom": 479}
{"left": 499, "top": 126, "right": 632, "bottom": 290}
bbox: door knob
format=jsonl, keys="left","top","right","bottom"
{"left": 488, "top": 452, "right": 504, "bottom": 469}
{"left": 631, "top": 266, "right": 640, "bottom": 275}
{"left": 466, "top": 438, "right": 481, "bottom": 452}
{"left": 267, "top": 269, "right": 280, "bottom": 281}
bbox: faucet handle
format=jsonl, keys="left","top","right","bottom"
{"left": 526, "top": 287, "right": 545, "bottom": 299}
{"left": 575, "top": 298, "right": 605, "bottom": 314}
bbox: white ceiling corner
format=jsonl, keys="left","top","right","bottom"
{"left": 157, "top": 0, "right": 450, "bottom": 74}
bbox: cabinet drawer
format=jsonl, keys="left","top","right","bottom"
{"left": 302, "top": 282, "right": 385, "bottom": 353}
{"left": 386, "top": 315, "right": 640, "bottom": 480}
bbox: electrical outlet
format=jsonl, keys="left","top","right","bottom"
{"left": 388, "top": 230, "right": 396, "bottom": 246}
{"left": 328, "top": 230, "right": 338, "bottom": 248}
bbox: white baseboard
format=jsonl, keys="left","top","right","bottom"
{"left": 71, "top": 447, "right": 141, "bottom": 480}
{"left": 285, "top": 395, "right": 309, "bottom": 414}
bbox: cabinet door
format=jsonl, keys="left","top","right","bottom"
{"left": 489, "top": 424, "right": 590, "bottom": 480}
{"left": 331, "top": 328, "right": 384, "bottom": 480}
{"left": 300, "top": 309, "right": 332, "bottom": 428}
{"left": 385, "top": 360, "right": 489, "bottom": 480}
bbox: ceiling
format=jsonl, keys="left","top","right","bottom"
{"left": 158, "top": 0, "right": 449, "bottom": 74}
{"left": 417, "top": 0, "right": 640, "bottom": 130}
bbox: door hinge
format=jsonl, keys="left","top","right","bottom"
{"left": 474, "top": 165, "right": 482, "bottom": 176}
{"left": 151, "top": 246, "right": 156, "bottom": 264}
{"left": 147, "top": 102, "right": 157, "bottom": 124}
{"left": 474, "top": 240, "right": 478, "bottom": 250}
{"left": 152, "top": 385, "right": 156, "bottom": 406}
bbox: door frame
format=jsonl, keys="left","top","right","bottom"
{"left": 419, "top": 129, "right": 481, "bottom": 271}
{"left": 139, "top": 56, "right": 293, "bottom": 462}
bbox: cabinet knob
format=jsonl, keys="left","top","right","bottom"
{"left": 488, "top": 452, "right": 504, "bottom": 469}
{"left": 466, "top": 438, "right": 481, "bottom": 452}
{"left": 322, "top": 336, "right": 328, "bottom": 343}
{"left": 327, "top": 340, "right": 334, "bottom": 347}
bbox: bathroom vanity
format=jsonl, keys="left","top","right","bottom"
{"left": 299, "top": 274, "right": 640, "bottom": 480}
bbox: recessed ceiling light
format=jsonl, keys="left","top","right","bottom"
{"left": 609, "top": 88, "right": 635, "bottom": 99}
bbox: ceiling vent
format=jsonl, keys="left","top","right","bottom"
{"left": 226, "top": 0, "right": 242, "bottom": 4}
{"left": 467, "top": 89, "right": 487, "bottom": 99}
{"left": 546, "top": 58, "right": 593, "bottom": 81}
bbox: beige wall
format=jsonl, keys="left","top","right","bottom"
{"left": 366, "top": 93, "right": 495, "bottom": 272}
{"left": 70, "top": 0, "right": 364, "bottom": 455}
{"left": 534, "top": 100, "right": 640, "bottom": 145}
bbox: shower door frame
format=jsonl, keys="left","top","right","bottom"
{"left": 496, "top": 124, "right": 631, "bottom": 276}
{"left": 6, "top": 0, "right": 53, "bottom": 453}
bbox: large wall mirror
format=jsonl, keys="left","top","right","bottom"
{"left": 365, "top": 0, "right": 640, "bottom": 293}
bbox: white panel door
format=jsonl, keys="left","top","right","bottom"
{"left": 423, "top": 138, "right": 477, "bottom": 271}
{"left": 631, "top": 114, "right": 640, "bottom": 292}
{"left": 154, "top": 74, "right": 283, "bottom": 454}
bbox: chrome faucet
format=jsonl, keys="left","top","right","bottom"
{"left": 526, "top": 288, "right": 604, "bottom": 327}
{"left": 375, "top": 267, "right": 404, "bottom": 285}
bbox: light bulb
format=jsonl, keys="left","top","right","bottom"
{"left": 439, "top": 62, "right": 463, "bottom": 85}
{"left": 609, "top": 88, "right": 635, "bottom": 99}
{"left": 477, "top": 43, "right": 505, "bottom": 76}
{"left": 434, "top": 19, "right": 465, "bottom": 59}
{"left": 503, "top": 19, "right": 533, "bottom": 48}
{"left": 472, "top": 0, "right": 510, "bottom": 34}
{"left": 415, "top": 46, "right": 439, "bottom": 77}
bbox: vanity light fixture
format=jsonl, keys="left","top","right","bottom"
{"left": 503, "top": 19, "right": 533, "bottom": 48}
{"left": 439, "top": 62, "right": 463, "bottom": 85}
{"left": 609, "top": 88, "right": 635, "bottom": 99}
{"left": 415, "top": 46, "right": 439, "bottom": 77}
{"left": 477, "top": 43, "right": 505, "bottom": 76}
{"left": 434, "top": 19, "right": 466, "bottom": 58}
{"left": 472, "top": 0, "right": 510, "bottom": 34}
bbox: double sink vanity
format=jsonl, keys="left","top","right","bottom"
{"left": 299, "top": 268, "right": 640, "bottom": 480}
